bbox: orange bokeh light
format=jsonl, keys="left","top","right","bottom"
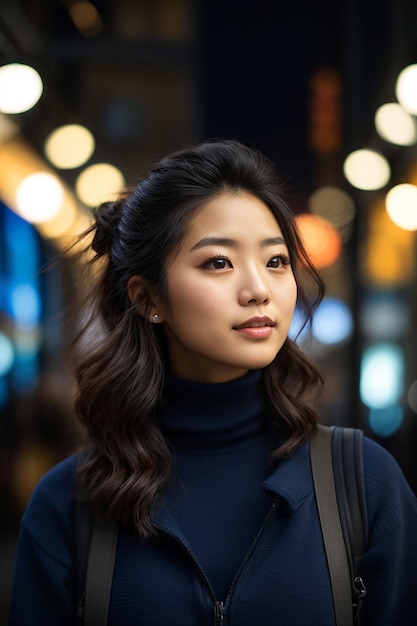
{"left": 295, "top": 213, "right": 342, "bottom": 269}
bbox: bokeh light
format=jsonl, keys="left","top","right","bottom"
{"left": 10, "top": 284, "right": 42, "bottom": 330}
{"left": 0, "top": 332, "right": 14, "bottom": 376}
{"left": 295, "top": 213, "right": 342, "bottom": 269}
{"left": 360, "top": 343, "right": 404, "bottom": 409}
{"left": 364, "top": 197, "right": 415, "bottom": 287}
{"left": 75, "top": 163, "right": 125, "bottom": 206}
{"left": 45, "top": 124, "right": 95, "bottom": 169}
{"left": 69, "top": 1, "right": 103, "bottom": 35}
{"left": 312, "top": 298, "right": 353, "bottom": 345}
{"left": 308, "top": 186, "right": 356, "bottom": 239}
{"left": 385, "top": 183, "right": 417, "bottom": 231}
{"left": 343, "top": 149, "right": 390, "bottom": 190}
{"left": 396, "top": 64, "right": 417, "bottom": 115}
{"left": 0, "top": 63, "right": 43, "bottom": 113}
{"left": 368, "top": 404, "right": 404, "bottom": 437}
{"left": 16, "top": 172, "right": 64, "bottom": 223}
{"left": 375, "top": 103, "right": 417, "bottom": 146}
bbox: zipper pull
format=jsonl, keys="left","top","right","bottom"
{"left": 214, "top": 601, "right": 225, "bottom": 624}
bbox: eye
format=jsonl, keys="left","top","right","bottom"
{"left": 267, "top": 254, "right": 291, "bottom": 269}
{"left": 201, "top": 256, "right": 233, "bottom": 270}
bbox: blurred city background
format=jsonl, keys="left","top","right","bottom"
{"left": 1, "top": 0, "right": 417, "bottom": 621}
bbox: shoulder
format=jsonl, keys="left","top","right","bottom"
{"left": 362, "top": 435, "right": 412, "bottom": 490}
{"left": 25, "top": 453, "right": 78, "bottom": 510}
{"left": 20, "top": 454, "right": 78, "bottom": 549}
{"left": 11, "top": 456, "right": 81, "bottom": 613}
{"left": 362, "top": 435, "right": 417, "bottom": 534}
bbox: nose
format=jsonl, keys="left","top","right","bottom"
{"left": 238, "top": 269, "right": 271, "bottom": 306}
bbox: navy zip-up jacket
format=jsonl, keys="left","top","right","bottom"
{"left": 9, "top": 370, "right": 417, "bottom": 625}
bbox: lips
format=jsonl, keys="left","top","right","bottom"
{"left": 233, "top": 316, "right": 275, "bottom": 330}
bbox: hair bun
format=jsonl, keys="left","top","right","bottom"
{"left": 92, "top": 200, "right": 123, "bottom": 256}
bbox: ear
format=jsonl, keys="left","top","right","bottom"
{"left": 127, "top": 275, "right": 164, "bottom": 323}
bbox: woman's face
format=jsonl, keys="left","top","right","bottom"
{"left": 154, "top": 191, "right": 297, "bottom": 383}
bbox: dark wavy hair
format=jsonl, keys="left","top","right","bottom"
{"left": 70, "top": 139, "right": 324, "bottom": 537}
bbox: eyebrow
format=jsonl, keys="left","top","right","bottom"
{"left": 190, "top": 236, "right": 287, "bottom": 251}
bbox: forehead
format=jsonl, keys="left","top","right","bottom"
{"left": 185, "top": 191, "right": 284, "bottom": 242}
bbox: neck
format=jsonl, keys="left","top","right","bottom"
{"left": 158, "top": 369, "right": 269, "bottom": 451}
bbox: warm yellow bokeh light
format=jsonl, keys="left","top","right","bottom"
{"left": 363, "top": 197, "right": 415, "bottom": 287}
{"left": 75, "top": 163, "right": 125, "bottom": 206}
{"left": 375, "top": 103, "right": 417, "bottom": 146}
{"left": 16, "top": 172, "right": 64, "bottom": 223}
{"left": 386, "top": 184, "right": 417, "bottom": 231}
{"left": 69, "top": 1, "right": 103, "bottom": 34}
{"left": 0, "top": 132, "right": 91, "bottom": 244}
{"left": 44, "top": 124, "right": 95, "bottom": 169}
{"left": 0, "top": 63, "right": 43, "bottom": 114}
{"left": 396, "top": 64, "right": 417, "bottom": 115}
{"left": 343, "top": 149, "right": 390, "bottom": 191}
{"left": 295, "top": 213, "right": 342, "bottom": 269}
{"left": 37, "top": 196, "right": 79, "bottom": 239}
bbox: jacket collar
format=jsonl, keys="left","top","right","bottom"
{"left": 152, "top": 439, "right": 314, "bottom": 534}
{"left": 263, "top": 439, "right": 314, "bottom": 515}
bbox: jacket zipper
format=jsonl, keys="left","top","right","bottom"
{"left": 223, "top": 496, "right": 279, "bottom": 611}
{"left": 215, "top": 600, "right": 225, "bottom": 624}
{"left": 155, "top": 496, "right": 279, "bottom": 626}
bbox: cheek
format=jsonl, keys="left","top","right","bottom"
{"left": 276, "top": 277, "right": 298, "bottom": 312}
{"left": 290, "top": 281, "right": 298, "bottom": 310}
{"left": 166, "top": 278, "right": 218, "bottom": 324}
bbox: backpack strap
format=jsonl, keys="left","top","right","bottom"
{"left": 74, "top": 452, "right": 119, "bottom": 626}
{"left": 83, "top": 517, "right": 119, "bottom": 626}
{"left": 310, "top": 424, "right": 367, "bottom": 625}
{"left": 331, "top": 426, "right": 367, "bottom": 621}
{"left": 74, "top": 425, "right": 367, "bottom": 625}
{"left": 75, "top": 490, "right": 92, "bottom": 624}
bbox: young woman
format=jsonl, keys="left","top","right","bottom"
{"left": 9, "top": 139, "right": 417, "bottom": 625}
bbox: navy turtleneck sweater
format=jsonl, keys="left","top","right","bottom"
{"left": 9, "top": 365, "right": 417, "bottom": 624}
{"left": 158, "top": 368, "right": 279, "bottom": 601}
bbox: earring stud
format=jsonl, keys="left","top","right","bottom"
{"left": 151, "top": 313, "right": 159, "bottom": 324}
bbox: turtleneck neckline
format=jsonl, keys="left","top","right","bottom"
{"left": 158, "top": 369, "right": 269, "bottom": 452}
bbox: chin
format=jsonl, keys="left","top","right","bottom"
{"left": 238, "top": 356, "right": 277, "bottom": 370}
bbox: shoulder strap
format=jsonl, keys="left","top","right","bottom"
{"left": 75, "top": 490, "right": 92, "bottom": 623}
{"left": 310, "top": 424, "right": 353, "bottom": 625}
{"left": 83, "top": 517, "right": 119, "bottom": 626}
{"left": 331, "top": 426, "right": 367, "bottom": 621}
{"left": 74, "top": 454, "right": 119, "bottom": 626}
{"left": 310, "top": 424, "right": 367, "bottom": 625}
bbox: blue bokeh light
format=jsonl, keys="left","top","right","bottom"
{"left": 368, "top": 404, "right": 404, "bottom": 437}
{"left": 360, "top": 343, "right": 404, "bottom": 409}
{"left": 0, "top": 332, "right": 14, "bottom": 376}
{"left": 312, "top": 297, "right": 353, "bottom": 345}
{"left": 10, "top": 283, "right": 41, "bottom": 329}
{"left": 2, "top": 201, "right": 41, "bottom": 393}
